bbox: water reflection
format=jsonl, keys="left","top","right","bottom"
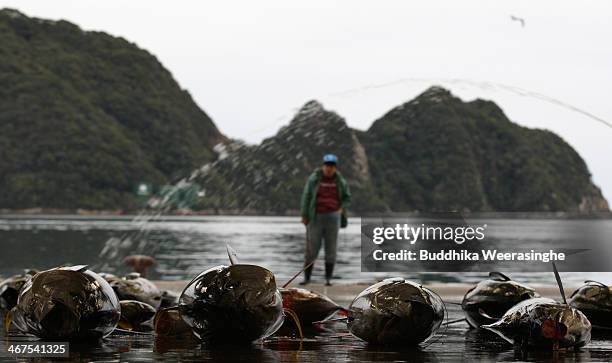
{"left": 1, "top": 216, "right": 612, "bottom": 285}
{"left": 4, "top": 305, "right": 612, "bottom": 362}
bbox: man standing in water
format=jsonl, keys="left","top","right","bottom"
{"left": 300, "top": 154, "right": 351, "bottom": 286}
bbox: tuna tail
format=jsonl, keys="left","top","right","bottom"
{"left": 552, "top": 262, "right": 567, "bottom": 304}
{"left": 226, "top": 244, "right": 239, "bottom": 265}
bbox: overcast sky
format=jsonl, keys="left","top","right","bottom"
{"left": 2, "top": 0, "right": 611, "bottom": 202}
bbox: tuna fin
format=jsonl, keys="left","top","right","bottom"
{"left": 312, "top": 316, "right": 349, "bottom": 324}
{"left": 481, "top": 322, "right": 515, "bottom": 345}
{"left": 113, "top": 327, "right": 154, "bottom": 336}
{"left": 478, "top": 308, "right": 500, "bottom": 320}
{"left": 283, "top": 308, "right": 304, "bottom": 340}
{"left": 313, "top": 308, "right": 350, "bottom": 324}
{"left": 65, "top": 265, "right": 89, "bottom": 272}
{"left": 226, "top": 245, "right": 239, "bottom": 265}
{"left": 489, "top": 271, "right": 511, "bottom": 281}
{"left": 552, "top": 262, "right": 567, "bottom": 304}
{"left": 585, "top": 280, "right": 607, "bottom": 287}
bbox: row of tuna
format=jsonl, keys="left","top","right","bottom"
{"left": 1, "top": 254, "right": 610, "bottom": 351}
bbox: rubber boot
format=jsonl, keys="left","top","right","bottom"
{"left": 325, "top": 263, "right": 334, "bottom": 286}
{"left": 299, "top": 263, "right": 313, "bottom": 285}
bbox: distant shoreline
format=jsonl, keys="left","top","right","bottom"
{"left": 0, "top": 208, "right": 610, "bottom": 219}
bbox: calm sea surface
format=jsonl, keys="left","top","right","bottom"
{"left": 1, "top": 215, "right": 611, "bottom": 285}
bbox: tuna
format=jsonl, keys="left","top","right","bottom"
{"left": 178, "top": 264, "right": 284, "bottom": 343}
{"left": 6, "top": 266, "right": 120, "bottom": 340}
{"left": 483, "top": 298, "right": 592, "bottom": 349}
{"left": 347, "top": 278, "right": 444, "bottom": 345}
{"left": 568, "top": 281, "right": 612, "bottom": 329}
{"left": 462, "top": 272, "right": 540, "bottom": 328}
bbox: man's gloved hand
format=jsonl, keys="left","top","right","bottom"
{"left": 301, "top": 217, "right": 309, "bottom": 225}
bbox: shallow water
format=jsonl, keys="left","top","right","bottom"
{"left": 1, "top": 215, "right": 612, "bottom": 285}
{"left": 2, "top": 303, "right": 612, "bottom": 362}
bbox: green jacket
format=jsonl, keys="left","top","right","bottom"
{"left": 300, "top": 169, "right": 351, "bottom": 221}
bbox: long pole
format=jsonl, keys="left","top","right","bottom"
{"left": 282, "top": 259, "right": 315, "bottom": 288}
{"left": 282, "top": 225, "right": 314, "bottom": 288}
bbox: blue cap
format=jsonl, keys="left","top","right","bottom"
{"left": 323, "top": 154, "right": 338, "bottom": 164}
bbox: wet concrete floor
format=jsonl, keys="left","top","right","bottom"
{"left": 2, "top": 298, "right": 612, "bottom": 362}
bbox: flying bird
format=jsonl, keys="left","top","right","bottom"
{"left": 510, "top": 15, "right": 525, "bottom": 27}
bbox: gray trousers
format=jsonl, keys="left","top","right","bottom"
{"left": 305, "top": 211, "right": 340, "bottom": 264}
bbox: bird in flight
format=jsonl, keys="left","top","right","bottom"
{"left": 510, "top": 15, "right": 526, "bottom": 27}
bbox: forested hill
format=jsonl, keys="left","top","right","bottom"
{"left": 359, "top": 87, "right": 609, "bottom": 214}
{"left": 194, "top": 88, "right": 609, "bottom": 215}
{"left": 0, "top": 9, "right": 225, "bottom": 210}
